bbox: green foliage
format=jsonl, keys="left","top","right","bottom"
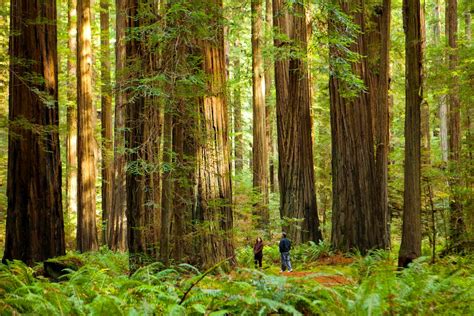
{"left": 1, "top": 249, "right": 472, "bottom": 315}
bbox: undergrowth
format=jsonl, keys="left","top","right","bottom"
{"left": 0, "top": 246, "right": 472, "bottom": 315}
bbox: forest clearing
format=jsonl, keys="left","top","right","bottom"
{"left": 0, "top": 0, "right": 473, "bottom": 314}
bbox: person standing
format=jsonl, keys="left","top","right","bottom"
{"left": 279, "top": 232, "right": 292, "bottom": 272}
{"left": 253, "top": 237, "right": 264, "bottom": 268}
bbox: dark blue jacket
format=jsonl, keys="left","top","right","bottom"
{"left": 279, "top": 238, "right": 291, "bottom": 253}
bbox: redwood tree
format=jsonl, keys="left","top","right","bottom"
{"left": 4, "top": 0, "right": 65, "bottom": 264}
{"left": 329, "top": 0, "right": 391, "bottom": 253}
{"left": 108, "top": 0, "right": 127, "bottom": 251}
{"left": 251, "top": 0, "right": 269, "bottom": 227}
{"left": 194, "top": 0, "right": 235, "bottom": 268}
{"left": 100, "top": 0, "right": 113, "bottom": 246}
{"left": 125, "top": 0, "right": 161, "bottom": 269}
{"left": 398, "top": 0, "right": 423, "bottom": 268}
{"left": 77, "top": 0, "right": 98, "bottom": 252}
{"left": 273, "top": 0, "right": 322, "bottom": 244}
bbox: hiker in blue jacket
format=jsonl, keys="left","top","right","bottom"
{"left": 279, "top": 232, "right": 292, "bottom": 272}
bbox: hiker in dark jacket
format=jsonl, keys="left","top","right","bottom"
{"left": 253, "top": 237, "right": 264, "bottom": 268}
{"left": 279, "top": 232, "right": 292, "bottom": 272}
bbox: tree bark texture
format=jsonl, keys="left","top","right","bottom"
{"left": 194, "top": 0, "right": 235, "bottom": 269}
{"left": 367, "top": 0, "right": 392, "bottom": 249}
{"left": 77, "top": 0, "right": 99, "bottom": 252}
{"left": 329, "top": 0, "right": 390, "bottom": 252}
{"left": 4, "top": 0, "right": 65, "bottom": 265}
{"left": 67, "top": 0, "right": 78, "bottom": 217}
{"left": 398, "top": 0, "right": 423, "bottom": 268}
{"left": 125, "top": 0, "right": 161, "bottom": 270}
{"left": 108, "top": 0, "right": 127, "bottom": 251}
{"left": 273, "top": 0, "right": 322, "bottom": 244}
{"left": 251, "top": 0, "right": 270, "bottom": 227}
{"left": 100, "top": 0, "right": 113, "bottom": 246}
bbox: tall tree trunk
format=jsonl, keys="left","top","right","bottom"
{"left": 108, "top": 0, "right": 127, "bottom": 251}
{"left": 125, "top": 0, "right": 161, "bottom": 270}
{"left": 194, "top": 0, "right": 235, "bottom": 269}
{"left": 77, "top": 0, "right": 98, "bottom": 252}
{"left": 265, "top": 0, "right": 276, "bottom": 193}
{"left": 233, "top": 53, "right": 243, "bottom": 173}
{"left": 4, "top": 0, "right": 65, "bottom": 265}
{"left": 398, "top": 0, "right": 423, "bottom": 268}
{"left": 273, "top": 0, "right": 322, "bottom": 244}
{"left": 67, "top": 0, "right": 78, "bottom": 217}
{"left": 330, "top": 0, "right": 389, "bottom": 252}
{"left": 434, "top": 0, "right": 449, "bottom": 163}
{"left": 446, "top": 0, "right": 465, "bottom": 249}
{"left": 251, "top": 0, "right": 269, "bottom": 227}
{"left": 368, "top": 0, "right": 392, "bottom": 249}
{"left": 100, "top": 0, "right": 113, "bottom": 246}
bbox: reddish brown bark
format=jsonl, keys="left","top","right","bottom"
{"left": 251, "top": 0, "right": 269, "bottom": 227}
{"left": 4, "top": 0, "right": 65, "bottom": 264}
{"left": 273, "top": 0, "right": 322, "bottom": 244}
{"left": 367, "top": 0, "right": 392, "bottom": 249}
{"left": 100, "top": 0, "right": 113, "bottom": 246}
{"left": 398, "top": 0, "right": 423, "bottom": 268}
{"left": 77, "top": 0, "right": 99, "bottom": 252}
{"left": 330, "top": 0, "right": 391, "bottom": 253}
{"left": 125, "top": 0, "right": 161, "bottom": 270}
{"left": 194, "top": 0, "right": 235, "bottom": 268}
{"left": 108, "top": 0, "right": 127, "bottom": 251}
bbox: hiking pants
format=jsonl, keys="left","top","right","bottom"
{"left": 254, "top": 252, "right": 263, "bottom": 268}
{"left": 281, "top": 252, "right": 292, "bottom": 271}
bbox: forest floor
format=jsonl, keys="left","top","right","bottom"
{"left": 0, "top": 245, "right": 473, "bottom": 315}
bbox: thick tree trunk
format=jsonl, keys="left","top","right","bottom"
{"left": 4, "top": 0, "right": 65, "bottom": 265}
{"left": 273, "top": 0, "right": 322, "bottom": 244}
{"left": 100, "top": 0, "right": 113, "bottom": 246}
{"left": 233, "top": 54, "right": 244, "bottom": 173}
{"left": 125, "top": 0, "right": 161, "bottom": 270}
{"left": 368, "top": 0, "right": 392, "bottom": 249}
{"left": 77, "top": 0, "right": 98, "bottom": 252}
{"left": 446, "top": 0, "right": 465, "bottom": 249}
{"left": 194, "top": 0, "right": 235, "bottom": 269}
{"left": 330, "top": 0, "right": 389, "bottom": 252}
{"left": 108, "top": 0, "right": 127, "bottom": 251}
{"left": 398, "top": 0, "right": 423, "bottom": 268}
{"left": 251, "top": 0, "right": 269, "bottom": 227}
{"left": 265, "top": 0, "right": 276, "bottom": 193}
{"left": 67, "top": 0, "right": 78, "bottom": 217}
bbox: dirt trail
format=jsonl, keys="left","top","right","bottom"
{"left": 280, "top": 254, "right": 354, "bottom": 286}
{"left": 280, "top": 271, "right": 352, "bottom": 286}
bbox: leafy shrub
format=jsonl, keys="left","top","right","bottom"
{"left": 0, "top": 249, "right": 472, "bottom": 315}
